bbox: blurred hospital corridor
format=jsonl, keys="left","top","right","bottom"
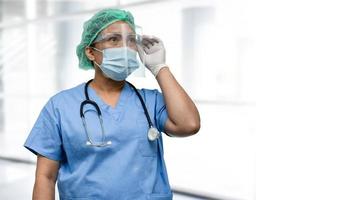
{"left": 0, "top": 0, "right": 254, "bottom": 199}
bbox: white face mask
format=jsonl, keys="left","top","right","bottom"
{"left": 92, "top": 47, "right": 139, "bottom": 81}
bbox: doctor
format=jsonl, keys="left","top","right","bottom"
{"left": 24, "top": 8, "right": 200, "bottom": 200}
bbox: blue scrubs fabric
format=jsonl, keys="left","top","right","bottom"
{"left": 24, "top": 82, "right": 172, "bottom": 200}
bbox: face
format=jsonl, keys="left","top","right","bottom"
{"left": 85, "top": 21, "right": 137, "bottom": 66}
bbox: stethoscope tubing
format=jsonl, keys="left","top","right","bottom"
{"left": 80, "top": 79, "right": 158, "bottom": 146}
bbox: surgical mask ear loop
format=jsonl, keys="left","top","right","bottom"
{"left": 90, "top": 46, "right": 103, "bottom": 68}
{"left": 93, "top": 60, "right": 101, "bottom": 68}
{"left": 91, "top": 46, "right": 103, "bottom": 53}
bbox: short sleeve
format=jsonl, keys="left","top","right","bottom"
{"left": 24, "top": 98, "right": 64, "bottom": 161}
{"left": 153, "top": 90, "right": 169, "bottom": 134}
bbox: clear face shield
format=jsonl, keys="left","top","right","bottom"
{"left": 91, "top": 23, "right": 145, "bottom": 79}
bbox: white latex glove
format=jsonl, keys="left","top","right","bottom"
{"left": 137, "top": 35, "right": 168, "bottom": 77}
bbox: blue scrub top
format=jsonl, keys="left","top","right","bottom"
{"left": 24, "top": 82, "right": 173, "bottom": 200}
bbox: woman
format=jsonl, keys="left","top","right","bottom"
{"left": 24, "top": 8, "right": 200, "bottom": 200}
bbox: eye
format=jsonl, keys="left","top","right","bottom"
{"left": 106, "top": 34, "right": 122, "bottom": 43}
{"left": 108, "top": 36, "right": 118, "bottom": 42}
{"left": 127, "top": 36, "right": 137, "bottom": 43}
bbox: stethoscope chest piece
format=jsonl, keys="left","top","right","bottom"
{"left": 148, "top": 127, "right": 160, "bottom": 141}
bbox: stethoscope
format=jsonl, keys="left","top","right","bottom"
{"left": 80, "top": 79, "right": 160, "bottom": 147}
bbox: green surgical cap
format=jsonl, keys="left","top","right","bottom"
{"left": 76, "top": 8, "right": 135, "bottom": 70}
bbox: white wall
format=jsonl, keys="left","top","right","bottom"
{"left": 248, "top": 0, "right": 356, "bottom": 199}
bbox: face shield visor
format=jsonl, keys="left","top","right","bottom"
{"left": 91, "top": 24, "right": 145, "bottom": 80}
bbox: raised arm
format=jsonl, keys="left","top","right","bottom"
{"left": 156, "top": 67, "right": 200, "bottom": 137}
{"left": 137, "top": 35, "right": 200, "bottom": 137}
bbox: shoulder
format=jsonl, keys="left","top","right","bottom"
{"left": 48, "top": 82, "right": 85, "bottom": 107}
{"left": 136, "top": 87, "right": 162, "bottom": 100}
{"left": 134, "top": 87, "right": 166, "bottom": 108}
{"left": 139, "top": 88, "right": 160, "bottom": 95}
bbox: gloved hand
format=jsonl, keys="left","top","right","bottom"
{"left": 137, "top": 35, "right": 168, "bottom": 77}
